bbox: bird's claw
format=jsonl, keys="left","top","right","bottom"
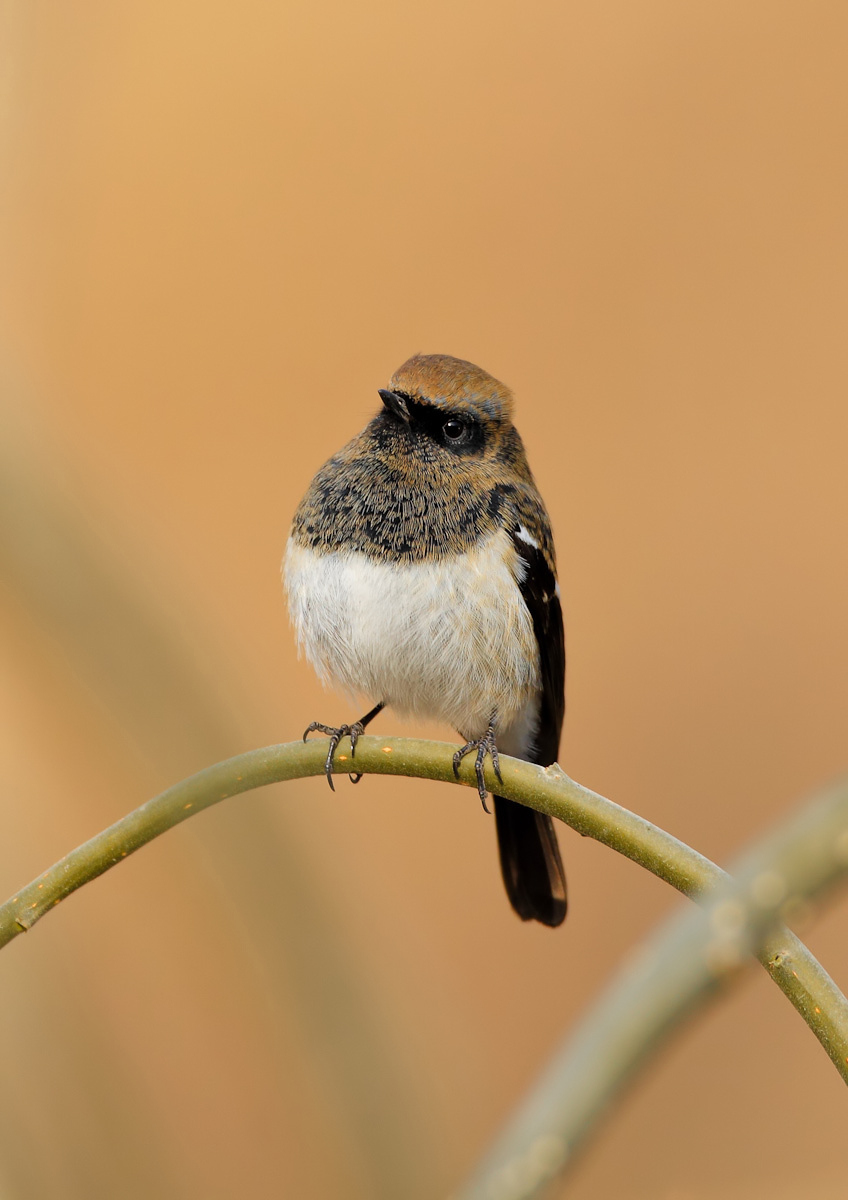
{"left": 303, "top": 720, "right": 366, "bottom": 790}
{"left": 452, "top": 721, "right": 502, "bottom": 812}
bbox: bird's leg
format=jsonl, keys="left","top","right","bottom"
{"left": 452, "top": 715, "right": 503, "bottom": 813}
{"left": 303, "top": 701, "right": 385, "bottom": 790}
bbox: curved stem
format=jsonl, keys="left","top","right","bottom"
{"left": 0, "top": 737, "right": 846, "bottom": 1096}
{"left": 458, "top": 774, "right": 848, "bottom": 1199}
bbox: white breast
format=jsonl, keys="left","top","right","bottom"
{"left": 283, "top": 530, "right": 540, "bottom": 743}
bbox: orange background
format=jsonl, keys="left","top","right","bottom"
{"left": 1, "top": 3, "right": 847, "bottom": 1197}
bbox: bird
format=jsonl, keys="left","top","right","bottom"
{"left": 283, "top": 353, "right": 567, "bottom": 927}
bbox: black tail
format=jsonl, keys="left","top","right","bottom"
{"left": 495, "top": 797, "right": 567, "bottom": 927}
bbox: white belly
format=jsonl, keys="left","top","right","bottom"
{"left": 284, "top": 530, "right": 540, "bottom": 741}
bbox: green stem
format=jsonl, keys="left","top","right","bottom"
{"left": 458, "top": 774, "right": 848, "bottom": 1199}
{"left": 1, "top": 737, "right": 846, "bottom": 1096}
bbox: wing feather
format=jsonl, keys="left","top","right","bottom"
{"left": 492, "top": 522, "right": 566, "bottom": 926}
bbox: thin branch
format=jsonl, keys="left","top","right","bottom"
{"left": 457, "top": 774, "right": 848, "bottom": 1200}
{"left": 1, "top": 736, "right": 846, "bottom": 1099}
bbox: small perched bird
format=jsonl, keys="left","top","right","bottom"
{"left": 284, "top": 354, "right": 567, "bottom": 926}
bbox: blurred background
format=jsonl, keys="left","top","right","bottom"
{"left": 1, "top": 2, "right": 847, "bottom": 1197}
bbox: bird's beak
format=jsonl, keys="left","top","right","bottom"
{"left": 378, "top": 388, "right": 410, "bottom": 423}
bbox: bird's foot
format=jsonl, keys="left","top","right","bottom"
{"left": 303, "top": 720, "right": 365, "bottom": 790}
{"left": 453, "top": 719, "right": 502, "bottom": 813}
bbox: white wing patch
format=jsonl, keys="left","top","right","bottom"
{"left": 514, "top": 524, "right": 540, "bottom": 550}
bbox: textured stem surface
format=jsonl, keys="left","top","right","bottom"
{"left": 1, "top": 737, "right": 845, "bottom": 1102}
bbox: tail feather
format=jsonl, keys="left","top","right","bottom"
{"left": 494, "top": 797, "right": 567, "bottom": 927}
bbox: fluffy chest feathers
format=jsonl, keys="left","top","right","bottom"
{"left": 284, "top": 530, "right": 540, "bottom": 739}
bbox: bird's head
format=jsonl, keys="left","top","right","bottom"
{"left": 375, "top": 354, "right": 516, "bottom": 463}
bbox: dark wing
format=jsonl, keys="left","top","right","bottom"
{"left": 508, "top": 529, "right": 565, "bottom": 767}
{"left": 491, "top": 524, "right": 566, "bottom": 926}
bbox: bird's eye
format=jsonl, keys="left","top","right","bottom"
{"left": 443, "top": 418, "right": 467, "bottom": 443}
